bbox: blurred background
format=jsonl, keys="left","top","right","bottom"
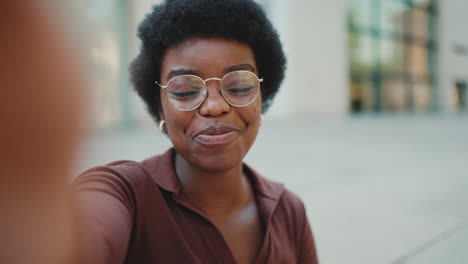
{"left": 71, "top": 0, "right": 467, "bottom": 263}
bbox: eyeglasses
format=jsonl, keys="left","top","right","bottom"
{"left": 156, "top": 70, "right": 263, "bottom": 111}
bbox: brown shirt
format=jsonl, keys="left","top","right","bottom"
{"left": 73, "top": 149, "right": 318, "bottom": 264}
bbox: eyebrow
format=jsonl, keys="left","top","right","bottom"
{"left": 165, "top": 63, "right": 256, "bottom": 81}
{"left": 224, "top": 63, "right": 256, "bottom": 73}
{"left": 166, "top": 68, "right": 201, "bottom": 81}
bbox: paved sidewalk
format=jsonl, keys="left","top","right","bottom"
{"left": 76, "top": 115, "right": 468, "bottom": 264}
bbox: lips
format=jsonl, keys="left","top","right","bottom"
{"left": 193, "top": 124, "right": 240, "bottom": 146}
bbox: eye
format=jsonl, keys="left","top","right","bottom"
{"left": 226, "top": 86, "right": 254, "bottom": 96}
{"left": 168, "top": 87, "right": 202, "bottom": 100}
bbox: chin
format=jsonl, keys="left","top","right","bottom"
{"left": 180, "top": 142, "right": 248, "bottom": 173}
{"left": 194, "top": 148, "right": 245, "bottom": 172}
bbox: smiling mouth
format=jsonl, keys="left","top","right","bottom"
{"left": 193, "top": 125, "right": 240, "bottom": 146}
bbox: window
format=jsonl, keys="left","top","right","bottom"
{"left": 348, "top": 0, "right": 437, "bottom": 113}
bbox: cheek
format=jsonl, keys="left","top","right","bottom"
{"left": 249, "top": 95, "right": 263, "bottom": 122}
{"left": 240, "top": 99, "right": 262, "bottom": 134}
{"left": 160, "top": 97, "right": 194, "bottom": 138}
{"left": 160, "top": 93, "right": 179, "bottom": 125}
{"left": 159, "top": 95, "right": 176, "bottom": 134}
{"left": 159, "top": 90, "right": 169, "bottom": 118}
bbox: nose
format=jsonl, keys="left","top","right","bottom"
{"left": 198, "top": 81, "right": 230, "bottom": 116}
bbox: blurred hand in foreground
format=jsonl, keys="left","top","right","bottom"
{"left": 0, "top": 1, "right": 87, "bottom": 263}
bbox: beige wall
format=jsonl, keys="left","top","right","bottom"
{"left": 438, "top": 0, "right": 468, "bottom": 112}
{"left": 265, "top": 0, "right": 349, "bottom": 120}
{"left": 287, "top": 0, "right": 348, "bottom": 119}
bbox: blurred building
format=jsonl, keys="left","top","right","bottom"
{"left": 79, "top": 0, "right": 468, "bottom": 129}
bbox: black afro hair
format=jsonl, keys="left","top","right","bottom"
{"left": 129, "top": 0, "right": 286, "bottom": 123}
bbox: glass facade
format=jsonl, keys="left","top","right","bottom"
{"left": 348, "top": 0, "right": 437, "bottom": 113}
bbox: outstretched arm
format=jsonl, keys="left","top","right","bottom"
{"left": 73, "top": 168, "right": 135, "bottom": 264}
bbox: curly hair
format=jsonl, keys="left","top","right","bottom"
{"left": 129, "top": 0, "right": 286, "bottom": 123}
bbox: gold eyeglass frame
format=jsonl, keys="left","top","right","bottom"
{"left": 156, "top": 70, "right": 263, "bottom": 111}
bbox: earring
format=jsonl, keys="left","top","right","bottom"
{"left": 159, "top": 120, "right": 167, "bottom": 134}
{"left": 259, "top": 115, "right": 265, "bottom": 127}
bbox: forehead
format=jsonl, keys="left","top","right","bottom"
{"left": 160, "top": 37, "right": 257, "bottom": 81}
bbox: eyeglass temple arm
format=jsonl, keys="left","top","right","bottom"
{"left": 155, "top": 81, "right": 167, "bottom": 89}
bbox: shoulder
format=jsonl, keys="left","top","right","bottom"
{"left": 73, "top": 160, "right": 148, "bottom": 210}
{"left": 72, "top": 160, "right": 152, "bottom": 264}
{"left": 275, "top": 187, "right": 308, "bottom": 228}
{"left": 244, "top": 164, "right": 307, "bottom": 225}
{"left": 74, "top": 149, "right": 173, "bottom": 190}
{"left": 245, "top": 164, "right": 305, "bottom": 212}
{"left": 279, "top": 188, "right": 306, "bottom": 212}
{"left": 73, "top": 149, "right": 175, "bottom": 206}
{"left": 74, "top": 160, "right": 147, "bottom": 192}
{"left": 244, "top": 164, "right": 305, "bottom": 214}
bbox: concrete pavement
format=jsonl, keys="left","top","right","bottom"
{"left": 76, "top": 115, "right": 468, "bottom": 264}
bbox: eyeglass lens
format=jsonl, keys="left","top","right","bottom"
{"left": 165, "top": 71, "right": 260, "bottom": 111}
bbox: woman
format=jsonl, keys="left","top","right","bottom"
{"left": 74, "top": 0, "right": 318, "bottom": 263}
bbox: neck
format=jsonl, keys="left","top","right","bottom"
{"left": 174, "top": 153, "right": 252, "bottom": 219}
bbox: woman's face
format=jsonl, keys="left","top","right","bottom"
{"left": 160, "top": 37, "right": 262, "bottom": 172}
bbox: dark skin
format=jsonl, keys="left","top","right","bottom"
{"left": 160, "top": 37, "right": 264, "bottom": 264}
{"left": 1, "top": 1, "right": 84, "bottom": 263}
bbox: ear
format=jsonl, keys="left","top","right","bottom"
{"left": 158, "top": 109, "right": 169, "bottom": 135}
{"left": 158, "top": 102, "right": 165, "bottom": 121}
